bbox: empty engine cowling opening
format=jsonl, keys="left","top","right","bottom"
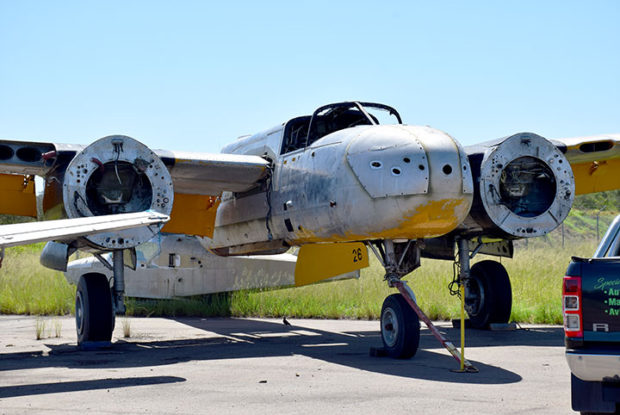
{"left": 475, "top": 133, "right": 574, "bottom": 238}
{"left": 0, "top": 145, "right": 14, "bottom": 160}
{"left": 85, "top": 161, "right": 153, "bottom": 215}
{"left": 499, "top": 156, "right": 556, "bottom": 217}
{"left": 63, "top": 135, "right": 174, "bottom": 250}
{"left": 16, "top": 146, "right": 42, "bottom": 162}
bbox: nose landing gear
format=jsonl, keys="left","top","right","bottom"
{"left": 369, "top": 239, "right": 477, "bottom": 372}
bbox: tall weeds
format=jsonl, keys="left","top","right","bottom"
{"left": 0, "top": 244, "right": 75, "bottom": 315}
{"left": 0, "top": 237, "right": 603, "bottom": 324}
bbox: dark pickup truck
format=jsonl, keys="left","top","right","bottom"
{"left": 564, "top": 214, "right": 620, "bottom": 414}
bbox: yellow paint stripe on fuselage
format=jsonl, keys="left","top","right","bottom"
{"left": 290, "top": 198, "right": 468, "bottom": 244}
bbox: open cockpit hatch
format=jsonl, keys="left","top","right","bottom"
{"left": 280, "top": 102, "right": 402, "bottom": 154}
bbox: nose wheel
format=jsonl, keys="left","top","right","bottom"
{"left": 380, "top": 294, "right": 420, "bottom": 358}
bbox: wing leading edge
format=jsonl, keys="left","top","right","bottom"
{"left": 0, "top": 211, "right": 169, "bottom": 248}
{"left": 0, "top": 138, "right": 270, "bottom": 237}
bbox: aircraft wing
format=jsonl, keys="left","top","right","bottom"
{"left": 466, "top": 133, "right": 620, "bottom": 196}
{"left": 0, "top": 211, "right": 169, "bottom": 248}
{"left": 156, "top": 149, "right": 270, "bottom": 195}
{"left": 0, "top": 138, "right": 269, "bottom": 237}
{"left": 155, "top": 149, "right": 270, "bottom": 236}
{"left": 551, "top": 134, "right": 620, "bottom": 195}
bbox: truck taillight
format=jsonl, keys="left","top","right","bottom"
{"left": 563, "top": 276, "right": 583, "bottom": 338}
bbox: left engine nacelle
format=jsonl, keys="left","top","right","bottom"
{"left": 62, "top": 135, "right": 174, "bottom": 249}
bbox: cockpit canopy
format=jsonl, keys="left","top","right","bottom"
{"left": 281, "top": 102, "right": 402, "bottom": 154}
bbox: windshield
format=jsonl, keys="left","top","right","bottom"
{"left": 360, "top": 103, "right": 402, "bottom": 125}
{"left": 306, "top": 102, "right": 402, "bottom": 146}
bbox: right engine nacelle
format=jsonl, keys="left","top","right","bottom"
{"left": 62, "top": 135, "right": 174, "bottom": 250}
{"left": 469, "top": 132, "right": 574, "bottom": 239}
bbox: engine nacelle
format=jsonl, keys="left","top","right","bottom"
{"left": 470, "top": 133, "right": 574, "bottom": 238}
{"left": 62, "top": 135, "right": 174, "bottom": 249}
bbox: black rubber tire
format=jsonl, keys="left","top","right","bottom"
{"left": 465, "top": 260, "right": 512, "bottom": 329}
{"left": 380, "top": 294, "right": 420, "bottom": 359}
{"left": 75, "top": 273, "right": 115, "bottom": 345}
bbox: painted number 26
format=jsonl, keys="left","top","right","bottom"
{"left": 352, "top": 248, "right": 363, "bottom": 263}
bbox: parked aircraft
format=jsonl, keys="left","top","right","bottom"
{"left": 0, "top": 101, "right": 618, "bottom": 359}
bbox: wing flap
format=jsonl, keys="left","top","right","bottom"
{"left": 0, "top": 211, "right": 169, "bottom": 248}
{"left": 162, "top": 193, "right": 220, "bottom": 237}
{"left": 294, "top": 242, "right": 369, "bottom": 287}
{"left": 0, "top": 174, "right": 37, "bottom": 217}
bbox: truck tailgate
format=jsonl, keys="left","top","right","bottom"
{"left": 581, "top": 258, "right": 620, "bottom": 342}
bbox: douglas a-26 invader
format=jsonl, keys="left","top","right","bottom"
{"left": 0, "top": 101, "right": 618, "bottom": 360}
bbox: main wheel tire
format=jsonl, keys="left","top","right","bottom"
{"left": 75, "top": 273, "right": 115, "bottom": 345}
{"left": 465, "top": 260, "right": 512, "bottom": 329}
{"left": 380, "top": 294, "right": 420, "bottom": 359}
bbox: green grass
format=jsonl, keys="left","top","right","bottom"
{"left": 225, "top": 239, "right": 596, "bottom": 324}
{"left": 0, "top": 244, "right": 75, "bottom": 315}
{"left": 0, "top": 214, "right": 609, "bottom": 324}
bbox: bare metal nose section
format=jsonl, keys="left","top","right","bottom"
{"left": 346, "top": 125, "right": 430, "bottom": 198}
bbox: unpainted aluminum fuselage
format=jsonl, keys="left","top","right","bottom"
{"left": 204, "top": 116, "right": 474, "bottom": 253}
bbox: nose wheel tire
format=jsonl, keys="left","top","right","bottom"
{"left": 76, "top": 273, "right": 115, "bottom": 345}
{"left": 465, "top": 260, "right": 512, "bottom": 329}
{"left": 380, "top": 294, "right": 420, "bottom": 359}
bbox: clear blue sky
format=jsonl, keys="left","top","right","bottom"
{"left": 1, "top": 1, "right": 618, "bottom": 153}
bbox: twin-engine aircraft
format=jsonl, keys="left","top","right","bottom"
{"left": 0, "top": 101, "right": 618, "bottom": 358}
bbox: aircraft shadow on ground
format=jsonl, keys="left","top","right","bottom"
{"left": 0, "top": 376, "right": 185, "bottom": 399}
{"left": 435, "top": 325, "right": 566, "bottom": 348}
{"left": 0, "top": 317, "right": 555, "bottom": 386}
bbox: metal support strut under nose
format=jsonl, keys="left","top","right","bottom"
{"left": 369, "top": 239, "right": 477, "bottom": 372}
{"left": 392, "top": 279, "right": 477, "bottom": 373}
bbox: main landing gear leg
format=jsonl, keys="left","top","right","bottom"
{"left": 368, "top": 239, "right": 477, "bottom": 371}
{"left": 112, "top": 250, "right": 126, "bottom": 315}
{"left": 460, "top": 241, "right": 512, "bottom": 329}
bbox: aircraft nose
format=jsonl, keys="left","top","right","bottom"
{"left": 346, "top": 125, "right": 430, "bottom": 198}
{"left": 345, "top": 125, "right": 473, "bottom": 199}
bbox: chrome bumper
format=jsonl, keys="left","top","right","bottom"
{"left": 566, "top": 351, "right": 620, "bottom": 382}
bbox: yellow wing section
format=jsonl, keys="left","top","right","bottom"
{"left": 162, "top": 193, "right": 220, "bottom": 238}
{"left": 555, "top": 134, "right": 620, "bottom": 195}
{"left": 294, "top": 242, "right": 369, "bottom": 287}
{"left": 0, "top": 174, "right": 37, "bottom": 217}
